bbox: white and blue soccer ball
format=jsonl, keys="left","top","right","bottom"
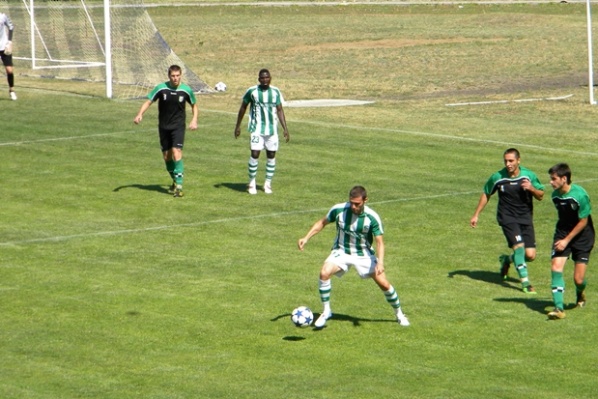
{"left": 214, "top": 81, "right": 227, "bottom": 92}
{"left": 291, "top": 306, "right": 313, "bottom": 328}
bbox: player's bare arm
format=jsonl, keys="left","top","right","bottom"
{"left": 521, "top": 179, "right": 544, "bottom": 201}
{"left": 297, "top": 217, "right": 329, "bottom": 251}
{"left": 470, "top": 193, "right": 490, "bottom": 228}
{"left": 374, "top": 235, "right": 385, "bottom": 275}
{"left": 554, "top": 217, "right": 589, "bottom": 252}
{"left": 134, "top": 100, "right": 152, "bottom": 124}
{"left": 234, "top": 102, "right": 248, "bottom": 139}
{"left": 277, "top": 104, "right": 290, "bottom": 143}
{"left": 189, "top": 103, "right": 199, "bottom": 130}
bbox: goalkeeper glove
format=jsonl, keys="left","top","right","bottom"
{"left": 4, "top": 41, "right": 12, "bottom": 55}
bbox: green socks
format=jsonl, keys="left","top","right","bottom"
{"left": 513, "top": 246, "right": 530, "bottom": 286}
{"left": 384, "top": 286, "right": 401, "bottom": 309}
{"left": 551, "top": 271, "right": 565, "bottom": 310}
{"left": 165, "top": 159, "right": 175, "bottom": 180}
{"left": 173, "top": 159, "right": 184, "bottom": 186}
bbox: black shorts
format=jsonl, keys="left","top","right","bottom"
{"left": 1, "top": 51, "right": 13, "bottom": 67}
{"left": 158, "top": 127, "right": 185, "bottom": 152}
{"left": 501, "top": 223, "right": 536, "bottom": 249}
{"left": 552, "top": 231, "right": 595, "bottom": 264}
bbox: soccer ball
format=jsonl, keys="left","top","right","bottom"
{"left": 214, "top": 81, "right": 227, "bottom": 92}
{"left": 291, "top": 306, "right": 313, "bottom": 328}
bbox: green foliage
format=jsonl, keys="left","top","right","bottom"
{"left": 2, "top": 3, "right": 598, "bottom": 399}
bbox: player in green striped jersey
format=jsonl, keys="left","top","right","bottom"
{"left": 470, "top": 148, "right": 544, "bottom": 293}
{"left": 547, "top": 163, "right": 595, "bottom": 320}
{"left": 134, "top": 65, "right": 198, "bottom": 197}
{"left": 234, "top": 69, "right": 290, "bottom": 195}
{"left": 297, "top": 186, "right": 410, "bottom": 328}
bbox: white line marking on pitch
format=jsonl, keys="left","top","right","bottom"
{"left": 3, "top": 180, "right": 598, "bottom": 247}
{"left": 445, "top": 94, "right": 574, "bottom": 107}
{"left": 0, "top": 192, "right": 475, "bottom": 247}
{"left": 0, "top": 124, "right": 225, "bottom": 147}
{"left": 293, "top": 119, "right": 598, "bottom": 157}
{"left": 2, "top": 111, "right": 595, "bottom": 157}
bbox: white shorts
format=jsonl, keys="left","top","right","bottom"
{"left": 325, "top": 249, "right": 377, "bottom": 279}
{"left": 250, "top": 133, "right": 279, "bottom": 152}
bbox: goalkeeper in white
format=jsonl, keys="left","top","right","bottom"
{"left": 0, "top": 12, "right": 16, "bottom": 100}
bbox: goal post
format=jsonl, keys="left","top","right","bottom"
{"left": 4, "top": 0, "right": 211, "bottom": 99}
{"left": 586, "top": 0, "right": 596, "bottom": 105}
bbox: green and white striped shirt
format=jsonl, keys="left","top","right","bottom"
{"left": 242, "top": 85, "right": 284, "bottom": 136}
{"left": 327, "top": 202, "right": 384, "bottom": 256}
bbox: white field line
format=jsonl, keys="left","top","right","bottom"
{"left": 5, "top": 178, "right": 598, "bottom": 246}
{"left": 2, "top": 109, "right": 598, "bottom": 157}
{"left": 0, "top": 123, "right": 225, "bottom": 147}
{"left": 294, "top": 119, "right": 598, "bottom": 157}
{"left": 3, "top": 174, "right": 598, "bottom": 246}
{"left": 445, "top": 94, "right": 574, "bottom": 107}
{"left": 0, "top": 191, "right": 477, "bottom": 247}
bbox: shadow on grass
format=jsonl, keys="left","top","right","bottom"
{"left": 272, "top": 312, "right": 394, "bottom": 332}
{"left": 447, "top": 269, "right": 521, "bottom": 292}
{"left": 213, "top": 182, "right": 252, "bottom": 193}
{"left": 494, "top": 297, "right": 579, "bottom": 315}
{"left": 113, "top": 184, "right": 169, "bottom": 194}
{"left": 493, "top": 297, "right": 554, "bottom": 315}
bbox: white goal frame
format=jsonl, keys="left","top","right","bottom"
{"left": 10, "top": 0, "right": 210, "bottom": 99}
{"left": 586, "top": 0, "right": 596, "bottom": 105}
{"left": 24, "top": 0, "right": 113, "bottom": 97}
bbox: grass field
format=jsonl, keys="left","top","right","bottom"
{"left": 2, "top": 2, "right": 598, "bottom": 399}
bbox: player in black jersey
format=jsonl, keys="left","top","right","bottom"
{"left": 470, "top": 149, "right": 544, "bottom": 293}
{"left": 547, "top": 163, "right": 594, "bottom": 320}
{"left": 134, "top": 65, "right": 198, "bottom": 197}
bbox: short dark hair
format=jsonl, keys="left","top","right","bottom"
{"left": 504, "top": 148, "right": 520, "bottom": 159}
{"left": 168, "top": 65, "right": 182, "bottom": 75}
{"left": 259, "top": 68, "right": 270, "bottom": 77}
{"left": 349, "top": 185, "right": 368, "bottom": 200}
{"left": 548, "top": 163, "right": 572, "bottom": 184}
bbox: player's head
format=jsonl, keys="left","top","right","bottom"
{"left": 258, "top": 69, "right": 271, "bottom": 88}
{"left": 503, "top": 148, "right": 521, "bottom": 175}
{"left": 548, "top": 163, "right": 572, "bottom": 188}
{"left": 168, "top": 65, "right": 182, "bottom": 87}
{"left": 504, "top": 148, "right": 520, "bottom": 159}
{"left": 349, "top": 185, "right": 368, "bottom": 215}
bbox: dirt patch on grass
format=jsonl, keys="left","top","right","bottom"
{"left": 389, "top": 72, "right": 588, "bottom": 101}
{"left": 288, "top": 37, "right": 505, "bottom": 52}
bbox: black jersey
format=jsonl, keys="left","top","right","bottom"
{"left": 147, "top": 82, "right": 196, "bottom": 130}
{"left": 483, "top": 166, "right": 545, "bottom": 226}
{"left": 551, "top": 183, "right": 595, "bottom": 240}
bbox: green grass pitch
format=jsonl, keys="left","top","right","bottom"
{"left": 1, "top": 2, "right": 598, "bottom": 398}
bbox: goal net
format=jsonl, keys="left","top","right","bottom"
{"left": 2, "top": 0, "right": 212, "bottom": 99}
